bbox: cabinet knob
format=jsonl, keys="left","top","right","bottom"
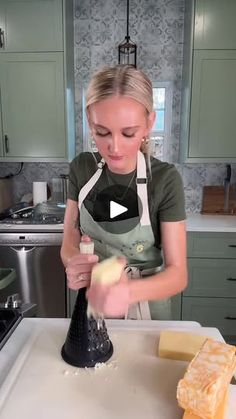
{"left": 0, "top": 28, "right": 4, "bottom": 48}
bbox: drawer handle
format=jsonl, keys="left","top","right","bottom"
{"left": 0, "top": 28, "right": 4, "bottom": 48}
{"left": 225, "top": 316, "right": 236, "bottom": 320}
{"left": 226, "top": 277, "right": 236, "bottom": 281}
{"left": 228, "top": 245, "right": 236, "bottom": 248}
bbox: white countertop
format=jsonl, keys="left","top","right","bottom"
{"left": 1, "top": 214, "right": 236, "bottom": 233}
{"left": 0, "top": 223, "right": 64, "bottom": 232}
{"left": 0, "top": 318, "right": 235, "bottom": 419}
{"left": 186, "top": 213, "right": 236, "bottom": 233}
{"left": 0, "top": 318, "right": 202, "bottom": 388}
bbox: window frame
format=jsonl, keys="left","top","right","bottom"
{"left": 151, "top": 81, "right": 173, "bottom": 161}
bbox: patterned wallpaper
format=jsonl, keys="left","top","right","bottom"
{"left": 0, "top": 0, "right": 235, "bottom": 212}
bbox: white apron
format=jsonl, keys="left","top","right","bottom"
{"left": 78, "top": 151, "right": 171, "bottom": 320}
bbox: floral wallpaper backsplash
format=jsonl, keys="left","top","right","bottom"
{"left": 1, "top": 0, "right": 235, "bottom": 213}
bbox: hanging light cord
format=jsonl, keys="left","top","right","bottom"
{"left": 126, "top": 0, "right": 129, "bottom": 39}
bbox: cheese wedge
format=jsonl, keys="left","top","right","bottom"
{"left": 182, "top": 389, "right": 228, "bottom": 419}
{"left": 87, "top": 256, "right": 124, "bottom": 317}
{"left": 158, "top": 330, "right": 208, "bottom": 361}
{"left": 177, "top": 339, "right": 236, "bottom": 419}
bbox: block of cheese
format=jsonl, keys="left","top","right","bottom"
{"left": 158, "top": 330, "right": 208, "bottom": 362}
{"left": 90, "top": 256, "right": 123, "bottom": 286}
{"left": 177, "top": 339, "right": 236, "bottom": 419}
{"left": 182, "top": 389, "right": 228, "bottom": 419}
{"left": 87, "top": 256, "right": 124, "bottom": 317}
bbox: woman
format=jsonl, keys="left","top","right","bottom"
{"left": 61, "top": 64, "right": 187, "bottom": 319}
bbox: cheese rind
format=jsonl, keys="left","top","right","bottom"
{"left": 177, "top": 339, "right": 236, "bottom": 419}
{"left": 158, "top": 330, "right": 208, "bottom": 361}
{"left": 182, "top": 389, "right": 228, "bottom": 419}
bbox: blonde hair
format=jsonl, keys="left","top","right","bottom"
{"left": 86, "top": 65, "right": 153, "bottom": 158}
{"left": 86, "top": 64, "right": 153, "bottom": 113}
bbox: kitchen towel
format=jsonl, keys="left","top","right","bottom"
{"left": 33, "top": 181, "right": 47, "bottom": 206}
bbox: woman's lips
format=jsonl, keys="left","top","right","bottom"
{"left": 108, "top": 155, "right": 124, "bottom": 161}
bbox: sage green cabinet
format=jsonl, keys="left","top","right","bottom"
{"left": 0, "top": 0, "right": 63, "bottom": 52}
{"left": 180, "top": 0, "right": 236, "bottom": 162}
{"left": 0, "top": 0, "right": 75, "bottom": 162}
{"left": 0, "top": 53, "right": 66, "bottom": 158}
{"left": 183, "top": 232, "right": 236, "bottom": 344}
{"left": 182, "top": 297, "right": 236, "bottom": 340}
{"left": 189, "top": 50, "right": 236, "bottom": 159}
{"left": 194, "top": 0, "right": 236, "bottom": 49}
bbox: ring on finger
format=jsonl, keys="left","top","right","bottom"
{"left": 76, "top": 273, "right": 86, "bottom": 282}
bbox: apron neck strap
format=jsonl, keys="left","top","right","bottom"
{"left": 78, "top": 157, "right": 105, "bottom": 210}
{"left": 136, "top": 151, "right": 151, "bottom": 226}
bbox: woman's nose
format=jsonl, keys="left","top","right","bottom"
{"left": 108, "top": 135, "right": 121, "bottom": 153}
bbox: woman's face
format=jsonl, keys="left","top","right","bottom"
{"left": 88, "top": 95, "right": 155, "bottom": 174}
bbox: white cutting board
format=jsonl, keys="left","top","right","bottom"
{"left": 0, "top": 320, "right": 235, "bottom": 419}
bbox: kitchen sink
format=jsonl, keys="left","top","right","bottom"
{"left": 0, "top": 308, "right": 22, "bottom": 350}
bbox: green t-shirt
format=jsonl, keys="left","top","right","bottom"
{"left": 68, "top": 152, "right": 186, "bottom": 249}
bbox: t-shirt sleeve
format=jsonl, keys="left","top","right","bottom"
{"left": 67, "top": 154, "right": 84, "bottom": 201}
{"left": 67, "top": 152, "right": 98, "bottom": 202}
{"left": 158, "top": 166, "right": 186, "bottom": 222}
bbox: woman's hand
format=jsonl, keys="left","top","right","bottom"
{"left": 86, "top": 269, "right": 130, "bottom": 317}
{"left": 65, "top": 253, "right": 99, "bottom": 290}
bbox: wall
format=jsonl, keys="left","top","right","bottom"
{"left": 0, "top": 0, "right": 235, "bottom": 211}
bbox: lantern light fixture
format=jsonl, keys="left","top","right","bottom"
{"left": 118, "top": 0, "right": 137, "bottom": 67}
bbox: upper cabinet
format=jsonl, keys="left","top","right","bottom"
{"left": 194, "top": 0, "right": 236, "bottom": 49}
{"left": 0, "top": 0, "right": 75, "bottom": 162}
{"left": 180, "top": 0, "right": 236, "bottom": 163}
{"left": 0, "top": 0, "right": 63, "bottom": 52}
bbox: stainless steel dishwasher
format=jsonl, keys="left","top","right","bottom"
{"left": 0, "top": 232, "right": 66, "bottom": 318}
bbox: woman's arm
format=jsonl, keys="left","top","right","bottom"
{"left": 60, "top": 199, "right": 81, "bottom": 267}
{"left": 128, "top": 220, "right": 188, "bottom": 304}
{"left": 86, "top": 220, "right": 188, "bottom": 317}
{"left": 60, "top": 199, "right": 99, "bottom": 289}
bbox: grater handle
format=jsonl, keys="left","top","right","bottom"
{"left": 79, "top": 236, "right": 94, "bottom": 255}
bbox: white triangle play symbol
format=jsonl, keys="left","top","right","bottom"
{"left": 110, "top": 200, "right": 128, "bottom": 219}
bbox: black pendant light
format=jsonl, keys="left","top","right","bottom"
{"left": 118, "top": 0, "right": 137, "bottom": 67}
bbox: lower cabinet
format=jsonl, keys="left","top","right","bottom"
{"left": 183, "top": 232, "right": 236, "bottom": 344}
{"left": 182, "top": 297, "right": 236, "bottom": 344}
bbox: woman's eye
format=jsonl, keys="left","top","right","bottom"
{"left": 95, "top": 131, "right": 109, "bottom": 137}
{"left": 123, "top": 133, "right": 135, "bottom": 138}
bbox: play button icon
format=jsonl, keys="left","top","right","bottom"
{"left": 92, "top": 185, "right": 143, "bottom": 234}
{"left": 110, "top": 201, "right": 128, "bottom": 219}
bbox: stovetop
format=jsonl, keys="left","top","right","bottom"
{"left": 0, "top": 202, "right": 65, "bottom": 229}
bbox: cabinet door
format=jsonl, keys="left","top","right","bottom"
{"left": 182, "top": 297, "right": 236, "bottom": 337}
{"left": 185, "top": 258, "right": 236, "bottom": 298}
{"left": 187, "top": 232, "right": 236, "bottom": 259}
{"left": 189, "top": 50, "right": 236, "bottom": 159}
{"left": 0, "top": 53, "right": 66, "bottom": 159}
{"left": 194, "top": 0, "right": 236, "bottom": 49}
{"left": 0, "top": 0, "right": 63, "bottom": 52}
